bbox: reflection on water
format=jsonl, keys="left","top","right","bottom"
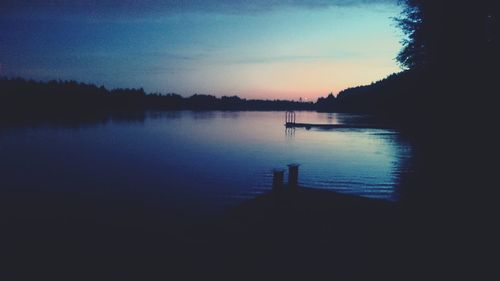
{"left": 0, "top": 111, "right": 414, "bottom": 216}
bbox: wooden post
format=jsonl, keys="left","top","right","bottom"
{"left": 272, "top": 169, "right": 285, "bottom": 192}
{"left": 287, "top": 163, "right": 299, "bottom": 189}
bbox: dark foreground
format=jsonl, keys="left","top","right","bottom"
{"left": 5, "top": 183, "right": 491, "bottom": 280}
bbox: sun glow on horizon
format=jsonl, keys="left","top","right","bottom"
{"left": 2, "top": 3, "right": 403, "bottom": 100}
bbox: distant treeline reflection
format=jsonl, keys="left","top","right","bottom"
{"left": 0, "top": 77, "right": 318, "bottom": 125}
{"left": 0, "top": 71, "right": 430, "bottom": 128}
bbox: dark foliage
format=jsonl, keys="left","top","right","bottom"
{"left": 316, "top": 70, "right": 431, "bottom": 129}
{"left": 0, "top": 77, "right": 315, "bottom": 125}
{"left": 317, "top": 0, "right": 499, "bottom": 130}
{"left": 397, "top": 1, "right": 499, "bottom": 71}
{"left": 313, "top": 2, "right": 500, "bottom": 231}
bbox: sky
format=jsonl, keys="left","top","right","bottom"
{"left": 1, "top": 0, "right": 404, "bottom": 100}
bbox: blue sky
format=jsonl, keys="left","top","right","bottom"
{"left": 1, "top": 0, "right": 404, "bottom": 100}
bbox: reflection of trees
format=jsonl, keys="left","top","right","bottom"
{"left": 0, "top": 77, "right": 316, "bottom": 126}
{"left": 393, "top": 1, "right": 499, "bottom": 221}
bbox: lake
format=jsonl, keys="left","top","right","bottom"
{"left": 0, "top": 111, "right": 414, "bottom": 220}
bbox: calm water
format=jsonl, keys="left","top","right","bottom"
{"left": 0, "top": 111, "right": 413, "bottom": 217}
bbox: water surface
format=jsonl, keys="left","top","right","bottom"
{"left": 0, "top": 111, "right": 413, "bottom": 218}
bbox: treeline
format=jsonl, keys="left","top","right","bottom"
{"left": 317, "top": 0, "right": 499, "bottom": 130}
{"left": 314, "top": 1, "right": 500, "bottom": 210}
{"left": 0, "top": 77, "right": 314, "bottom": 123}
{"left": 315, "top": 70, "right": 430, "bottom": 127}
{"left": 0, "top": 74, "right": 430, "bottom": 127}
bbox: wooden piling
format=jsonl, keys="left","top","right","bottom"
{"left": 287, "top": 164, "right": 300, "bottom": 189}
{"left": 272, "top": 169, "right": 285, "bottom": 192}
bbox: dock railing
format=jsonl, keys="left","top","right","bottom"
{"left": 285, "top": 111, "right": 296, "bottom": 125}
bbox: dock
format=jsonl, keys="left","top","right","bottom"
{"left": 284, "top": 111, "right": 395, "bottom": 130}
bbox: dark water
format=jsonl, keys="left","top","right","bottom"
{"left": 0, "top": 111, "right": 413, "bottom": 218}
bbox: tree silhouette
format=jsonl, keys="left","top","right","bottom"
{"left": 397, "top": 0, "right": 499, "bottom": 73}
{"left": 0, "top": 77, "right": 317, "bottom": 125}
{"left": 396, "top": 1, "right": 426, "bottom": 70}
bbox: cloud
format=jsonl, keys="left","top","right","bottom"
{"left": 2, "top": 0, "right": 399, "bottom": 20}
